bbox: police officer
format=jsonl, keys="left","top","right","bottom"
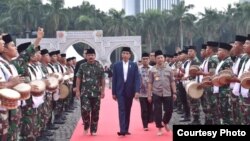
{"left": 148, "top": 50, "right": 177, "bottom": 136}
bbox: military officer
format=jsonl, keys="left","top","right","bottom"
{"left": 76, "top": 48, "right": 105, "bottom": 136}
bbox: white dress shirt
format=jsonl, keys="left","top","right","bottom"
{"left": 123, "top": 61, "right": 129, "bottom": 81}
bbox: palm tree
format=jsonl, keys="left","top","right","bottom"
{"left": 196, "top": 8, "right": 224, "bottom": 41}
{"left": 104, "top": 9, "right": 133, "bottom": 36}
{"left": 9, "top": 0, "right": 43, "bottom": 37}
{"left": 168, "top": 1, "right": 195, "bottom": 49}
{"left": 44, "top": 0, "right": 69, "bottom": 37}
{"left": 235, "top": 2, "right": 250, "bottom": 34}
{"left": 140, "top": 10, "right": 165, "bottom": 52}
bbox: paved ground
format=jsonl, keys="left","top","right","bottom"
{"left": 48, "top": 99, "right": 81, "bottom": 141}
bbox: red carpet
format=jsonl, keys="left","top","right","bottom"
{"left": 70, "top": 88, "right": 172, "bottom": 141}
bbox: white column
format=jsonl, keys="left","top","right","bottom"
{"left": 150, "top": 0, "right": 152, "bottom": 9}
{"left": 161, "top": 0, "right": 163, "bottom": 10}
{"left": 152, "top": 0, "right": 154, "bottom": 9}
{"left": 163, "top": 0, "right": 165, "bottom": 10}
{"left": 142, "top": 0, "right": 144, "bottom": 13}
{"left": 151, "top": 0, "right": 153, "bottom": 9}
{"left": 149, "top": 0, "right": 151, "bottom": 9}
{"left": 140, "top": 0, "right": 143, "bottom": 13}
{"left": 155, "top": 0, "right": 157, "bottom": 9}
{"left": 168, "top": 0, "right": 170, "bottom": 10}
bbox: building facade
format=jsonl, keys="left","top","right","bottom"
{"left": 123, "top": 0, "right": 181, "bottom": 15}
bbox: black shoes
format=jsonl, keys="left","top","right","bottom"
{"left": 125, "top": 132, "right": 131, "bottom": 135}
{"left": 117, "top": 132, "right": 131, "bottom": 136}
{"left": 117, "top": 132, "right": 126, "bottom": 136}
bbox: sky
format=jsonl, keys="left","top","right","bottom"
{"left": 185, "top": 0, "right": 239, "bottom": 15}
{"left": 57, "top": 0, "right": 240, "bottom": 15}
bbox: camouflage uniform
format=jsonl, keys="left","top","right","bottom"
{"left": 240, "top": 96, "right": 250, "bottom": 125}
{"left": 0, "top": 60, "right": 23, "bottom": 141}
{"left": 11, "top": 44, "right": 36, "bottom": 75}
{"left": 238, "top": 56, "right": 250, "bottom": 125}
{"left": 52, "top": 63, "right": 64, "bottom": 119}
{"left": 76, "top": 61, "right": 104, "bottom": 133}
{"left": 12, "top": 45, "right": 38, "bottom": 140}
{"left": 20, "top": 98, "right": 37, "bottom": 140}
{"left": 187, "top": 57, "right": 201, "bottom": 124}
{"left": 201, "top": 55, "right": 219, "bottom": 124}
{"left": 214, "top": 57, "right": 233, "bottom": 125}
{"left": 0, "top": 63, "right": 9, "bottom": 141}
{"left": 66, "top": 65, "right": 74, "bottom": 110}
{"left": 0, "top": 110, "right": 8, "bottom": 141}
{"left": 34, "top": 63, "right": 48, "bottom": 134}
{"left": 40, "top": 63, "right": 53, "bottom": 126}
{"left": 174, "top": 61, "right": 183, "bottom": 112}
{"left": 231, "top": 54, "right": 248, "bottom": 124}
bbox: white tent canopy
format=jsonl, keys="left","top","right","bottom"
{"left": 65, "top": 46, "right": 84, "bottom": 62}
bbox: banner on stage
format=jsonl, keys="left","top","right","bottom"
{"left": 173, "top": 125, "right": 250, "bottom": 141}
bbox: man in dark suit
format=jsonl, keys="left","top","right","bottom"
{"left": 112, "top": 47, "right": 140, "bottom": 136}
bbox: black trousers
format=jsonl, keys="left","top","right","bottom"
{"left": 178, "top": 83, "right": 190, "bottom": 118}
{"left": 139, "top": 97, "right": 153, "bottom": 128}
{"left": 153, "top": 94, "right": 173, "bottom": 128}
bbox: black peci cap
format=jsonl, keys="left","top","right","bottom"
{"left": 17, "top": 42, "right": 31, "bottom": 53}
{"left": 218, "top": 42, "right": 232, "bottom": 51}
{"left": 155, "top": 50, "right": 163, "bottom": 57}
{"left": 86, "top": 48, "right": 96, "bottom": 54}
{"left": 40, "top": 49, "right": 49, "bottom": 55}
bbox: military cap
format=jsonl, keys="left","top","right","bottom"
{"left": 17, "top": 42, "right": 31, "bottom": 53}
